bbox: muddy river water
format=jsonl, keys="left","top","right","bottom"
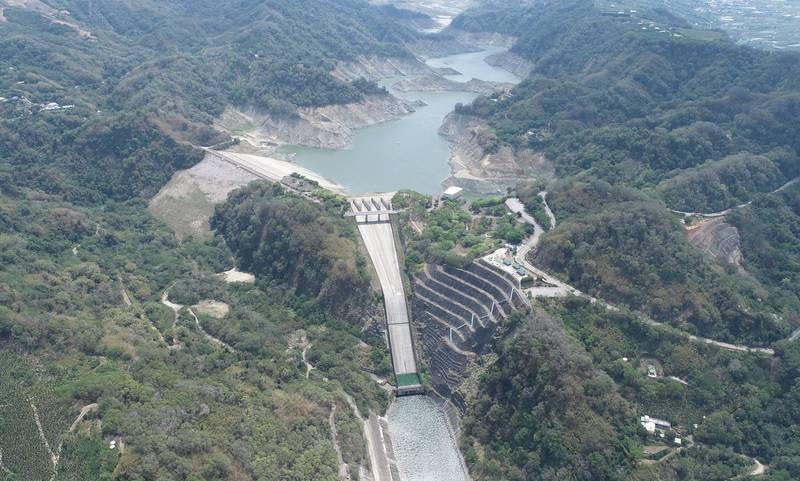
{"left": 280, "top": 45, "right": 520, "bottom": 195}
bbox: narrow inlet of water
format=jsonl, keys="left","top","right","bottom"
{"left": 280, "top": 46, "right": 520, "bottom": 195}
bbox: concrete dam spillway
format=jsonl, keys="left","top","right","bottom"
{"left": 350, "top": 195, "right": 423, "bottom": 395}
{"left": 328, "top": 45, "right": 524, "bottom": 481}
{"left": 350, "top": 195, "right": 471, "bottom": 481}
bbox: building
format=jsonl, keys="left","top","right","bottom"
{"left": 442, "top": 186, "right": 464, "bottom": 200}
{"left": 640, "top": 415, "right": 671, "bottom": 432}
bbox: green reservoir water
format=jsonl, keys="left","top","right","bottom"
{"left": 279, "top": 46, "right": 519, "bottom": 195}
{"left": 279, "top": 47, "right": 520, "bottom": 481}
{"left": 426, "top": 46, "right": 521, "bottom": 84}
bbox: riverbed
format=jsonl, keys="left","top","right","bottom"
{"left": 388, "top": 396, "right": 469, "bottom": 481}
{"left": 279, "top": 45, "right": 520, "bottom": 195}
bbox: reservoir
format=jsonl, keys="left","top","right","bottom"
{"left": 281, "top": 45, "right": 520, "bottom": 481}
{"left": 280, "top": 45, "right": 520, "bottom": 195}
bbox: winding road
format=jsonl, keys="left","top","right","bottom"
{"left": 507, "top": 195, "right": 778, "bottom": 356}
{"left": 161, "top": 285, "right": 235, "bottom": 352}
{"left": 670, "top": 176, "right": 800, "bottom": 218}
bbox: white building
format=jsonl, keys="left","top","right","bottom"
{"left": 640, "top": 415, "right": 671, "bottom": 431}
{"left": 442, "top": 186, "right": 464, "bottom": 200}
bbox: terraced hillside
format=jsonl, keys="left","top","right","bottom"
{"left": 412, "top": 260, "right": 527, "bottom": 408}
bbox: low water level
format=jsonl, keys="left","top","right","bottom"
{"left": 426, "top": 46, "right": 520, "bottom": 83}
{"left": 388, "top": 396, "right": 469, "bottom": 481}
{"left": 280, "top": 46, "right": 519, "bottom": 195}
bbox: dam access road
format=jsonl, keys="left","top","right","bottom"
{"left": 350, "top": 194, "right": 423, "bottom": 395}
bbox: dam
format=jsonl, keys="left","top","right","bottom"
{"left": 350, "top": 194, "right": 423, "bottom": 395}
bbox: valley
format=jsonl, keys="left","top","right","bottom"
{"left": 3, "top": 1, "right": 800, "bottom": 481}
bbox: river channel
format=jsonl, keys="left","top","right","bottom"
{"left": 279, "top": 45, "right": 520, "bottom": 195}
{"left": 388, "top": 396, "right": 470, "bottom": 481}
{"left": 285, "top": 46, "right": 520, "bottom": 481}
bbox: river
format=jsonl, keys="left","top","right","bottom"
{"left": 388, "top": 396, "right": 469, "bottom": 481}
{"left": 283, "top": 45, "right": 519, "bottom": 481}
{"left": 279, "top": 45, "right": 520, "bottom": 195}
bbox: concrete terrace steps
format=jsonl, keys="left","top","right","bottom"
{"left": 413, "top": 282, "right": 476, "bottom": 332}
{"left": 423, "top": 337, "right": 466, "bottom": 377}
{"left": 430, "top": 344, "right": 468, "bottom": 373}
{"left": 423, "top": 310, "right": 469, "bottom": 344}
{"left": 470, "top": 261, "right": 518, "bottom": 294}
{"left": 430, "top": 264, "right": 510, "bottom": 319}
{"left": 418, "top": 310, "right": 469, "bottom": 349}
{"left": 442, "top": 264, "right": 510, "bottom": 306}
{"left": 419, "top": 269, "right": 494, "bottom": 327}
{"left": 444, "top": 337, "right": 474, "bottom": 357}
{"left": 472, "top": 261, "right": 528, "bottom": 309}
{"left": 414, "top": 296, "right": 473, "bottom": 338}
{"left": 422, "top": 266, "right": 496, "bottom": 324}
{"left": 419, "top": 321, "right": 472, "bottom": 369}
{"left": 427, "top": 265, "right": 507, "bottom": 322}
{"left": 427, "top": 347, "right": 468, "bottom": 387}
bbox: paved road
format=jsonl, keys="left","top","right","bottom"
{"left": 207, "top": 149, "right": 346, "bottom": 193}
{"left": 506, "top": 197, "right": 579, "bottom": 298}
{"left": 539, "top": 191, "right": 556, "bottom": 228}
{"left": 357, "top": 216, "right": 418, "bottom": 376}
{"left": 366, "top": 413, "right": 394, "bottom": 481}
{"left": 506, "top": 197, "right": 778, "bottom": 356}
{"left": 671, "top": 176, "right": 800, "bottom": 218}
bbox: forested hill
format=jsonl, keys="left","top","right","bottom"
{"left": 445, "top": 0, "right": 800, "bottom": 342}
{"left": 0, "top": 0, "right": 419, "bottom": 202}
{"left": 2, "top": 0, "right": 415, "bottom": 121}
{"left": 0, "top": 4, "right": 416, "bottom": 478}
{"left": 452, "top": 0, "right": 800, "bottom": 213}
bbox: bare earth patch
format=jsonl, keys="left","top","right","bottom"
{"left": 686, "top": 217, "right": 743, "bottom": 266}
{"left": 191, "top": 300, "right": 230, "bottom": 319}
{"left": 149, "top": 154, "right": 258, "bottom": 240}
{"left": 208, "top": 150, "right": 345, "bottom": 193}
{"left": 4, "top": 0, "right": 95, "bottom": 38}
{"left": 440, "top": 112, "right": 553, "bottom": 194}
{"left": 216, "top": 94, "right": 415, "bottom": 151}
{"left": 218, "top": 268, "right": 256, "bottom": 284}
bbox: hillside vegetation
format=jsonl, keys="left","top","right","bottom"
{"left": 462, "top": 311, "right": 637, "bottom": 481}
{"left": 449, "top": 0, "right": 800, "bottom": 345}
{"left": 550, "top": 298, "right": 800, "bottom": 481}
{"left": 211, "top": 182, "right": 374, "bottom": 322}
{"left": 1, "top": 0, "right": 415, "bottom": 123}
{"left": 0, "top": 184, "right": 389, "bottom": 481}
{"left": 0, "top": 1, "right": 420, "bottom": 479}
{"left": 453, "top": 0, "right": 800, "bottom": 212}
{"left": 1, "top": 0, "right": 422, "bottom": 207}
{"left": 533, "top": 181, "right": 791, "bottom": 344}
{"left": 448, "top": 2, "right": 800, "bottom": 480}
